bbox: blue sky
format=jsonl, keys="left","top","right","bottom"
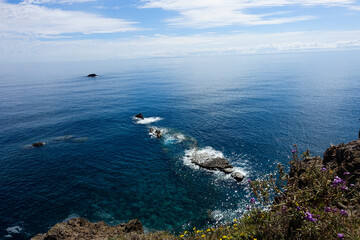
{"left": 1, "top": 0, "right": 360, "bottom": 62}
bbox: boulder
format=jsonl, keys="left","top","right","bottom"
{"left": 32, "top": 142, "right": 45, "bottom": 147}
{"left": 87, "top": 74, "right": 97, "bottom": 77}
{"left": 149, "top": 128, "right": 162, "bottom": 138}
{"left": 231, "top": 172, "right": 244, "bottom": 182}
{"left": 191, "top": 157, "right": 232, "bottom": 171}
{"left": 135, "top": 113, "right": 144, "bottom": 119}
{"left": 222, "top": 168, "right": 235, "bottom": 174}
{"left": 31, "top": 217, "right": 143, "bottom": 240}
{"left": 155, "top": 129, "right": 162, "bottom": 138}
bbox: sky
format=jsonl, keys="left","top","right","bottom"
{"left": 1, "top": 0, "right": 360, "bottom": 62}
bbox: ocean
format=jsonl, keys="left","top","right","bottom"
{"left": 0, "top": 51, "right": 359, "bottom": 239}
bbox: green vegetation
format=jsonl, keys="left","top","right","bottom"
{"left": 112, "top": 148, "right": 360, "bottom": 240}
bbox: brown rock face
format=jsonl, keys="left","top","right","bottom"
{"left": 323, "top": 139, "right": 360, "bottom": 188}
{"left": 31, "top": 218, "right": 143, "bottom": 240}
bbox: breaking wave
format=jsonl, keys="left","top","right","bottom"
{"left": 134, "top": 117, "right": 163, "bottom": 125}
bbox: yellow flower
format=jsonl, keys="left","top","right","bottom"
{"left": 295, "top": 202, "right": 299, "bottom": 207}
{"left": 233, "top": 224, "right": 237, "bottom": 226}
{"left": 223, "top": 236, "right": 227, "bottom": 239}
{"left": 240, "top": 233, "right": 244, "bottom": 236}
{"left": 184, "top": 231, "right": 188, "bottom": 234}
{"left": 234, "top": 218, "right": 237, "bottom": 221}
{"left": 206, "top": 229, "right": 211, "bottom": 232}
{"left": 201, "top": 234, "right": 206, "bottom": 238}
{"left": 193, "top": 227, "right": 196, "bottom": 230}
{"left": 254, "top": 239, "right": 257, "bottom": 240}
{"left": 234, "top": 227, "right": 238, "bottom": 230}
{"left": 180, "top": 235, "right": 184, "bottom": 238}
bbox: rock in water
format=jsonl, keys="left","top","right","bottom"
{"left": 31, "top": 217, "right": 143, "bottom": 240}
{"left": 231, "top": 172, "right": 244, "bottom": 182}
{"left": 135, "top": 113, "right": 144, "bottom": 119}
{"left": 155, "top": 129, "right": 162, "bottom": 138}
{"left": 222, "top": 167, "right": 235, "bottom": 174}
{"left": 32, "top": 142, "right": 45, "bottom": 147}
{"left": 87, "top": 73, "right": 97, "bottom": 77}
{"left": 191, "top": 157, "right": 232, "bottom": 171}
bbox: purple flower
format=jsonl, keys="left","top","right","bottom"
{"left": 337, "top": 233, "right": 344, "bottom": 239}
{"left": 343, "top": 172, "right": 350, "bottom": 175}
{"left": 325, "top": 207, "right": 331, "bottom": 212}
{"left": 304, "top": 212, "right": 317, "bottom": 222}
{"left": 350, "top": 184, "right": 355, "bottom": 187}
{"left": 332, "top": 208, "right": 337, "bottom": 212}
{"left": 297, "top": 206, "right": 300, "bottom": 211}
{"left": 246, "top": 205, "right": 250, "bottom": 210}
{"left": 250, "top": 198, "right": 255, "bottom": 204}
{"left": 341, "top": 185, "right": 349, "bottom": 191}
{"left": 291, "top": 149, "right": 296, "bottom": 153}
{"left": 340, "top": 210, "right": 348, "bottom": 216}
{"left": 321, "top": 168, "right": 327, "bottom": 171}
{"left": 247, "top": 179, "right": 251, "bottom": 184}
{"left": 332, "top": 176, "right": 344, "bottom": 186}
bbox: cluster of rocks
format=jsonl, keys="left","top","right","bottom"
{"left": 149, "top": 128, "right": 162, "bottom": 138}
{"left": 188, "top": 153, "right": 244, "bottom": 182}
{"left": 31, "top": 218, "right": 143, "bottom": 240}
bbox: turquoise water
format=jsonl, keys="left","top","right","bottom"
{"left": 0, "top": 51, "right": 359, "bottom": 239}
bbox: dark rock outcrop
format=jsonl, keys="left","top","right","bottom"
{"left": 31, "top": 218, "right": 143, "bottom": 240}
{"left": 189, "top": 155, "right": 244, "bottom": 182}
{"left": 87, "top": 74, "right": 97, "bottom": 77}
{"left": 149, "top": 128, "right": 162, "bottom": 138}
{"left": 191, "top": 157, "right": 232, "bottom": 171}
{"left": 135, "top": 113, "right": 144, "bottom": 119}
{"left": 323, "top": 139, "right": 360, "bottom": 188}
{"left": 32, "top": 142, "right": 45, "bottom": 147}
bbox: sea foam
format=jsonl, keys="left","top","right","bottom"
{"left": 134, "top": 117, "right": 163, "bottom": 124}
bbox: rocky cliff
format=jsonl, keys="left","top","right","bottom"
{"left": 31, "top": 218, "right": 143, "bottom": 240}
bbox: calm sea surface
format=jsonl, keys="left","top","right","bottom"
{"left": 1, "top": 51, "right": 359, "bottom": 239}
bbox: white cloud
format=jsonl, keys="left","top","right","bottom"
{"left": 22, "top": 0, "right": 95, "bottom": 4}
{"left": 140, "top": 0, "right": 357, "bottom": 28}
{"left": 1, "top": 30, "right": 360, "bottom": 63}
{"left": 0, "top": 0, "right": 139, "bottom": 37}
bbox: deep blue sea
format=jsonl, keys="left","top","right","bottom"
{"left": 1, "top": 51, "right": 359, "bottom": 239}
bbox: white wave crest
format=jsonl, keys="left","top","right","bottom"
{"left": 164, "top": 133, "right": 186, "bottom": 144}
{"left": 134, "top": 117, "right": 163, "bottom": 124}
{"left": 6, "top": 226, "right": 22, "bottom": 234}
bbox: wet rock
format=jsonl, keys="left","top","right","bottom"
{"left": 231, "top": 172, "right": 244, "bottom": 182}
{"left": 32, "top": 142, "right": 45, "bottom": 147}
{"left": 135, "top": 113, "right": 144, "bottom": 119}
{"left": 31, "top": 217, "right": 143, "bottom": 240}
{"left": 149, "top": 128, "right": 162, "bottom": 138}
{"left": 222, "top": 168, "right": 235, "bottom": 174}
{"left": 87, "top": 74, "right": 97, "bottom": 77}
{"left": 191, "top": 157, "right": 232, "bottom": 171}
{"left": 155, "top": 129, "right": 162, "bottom": 138}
